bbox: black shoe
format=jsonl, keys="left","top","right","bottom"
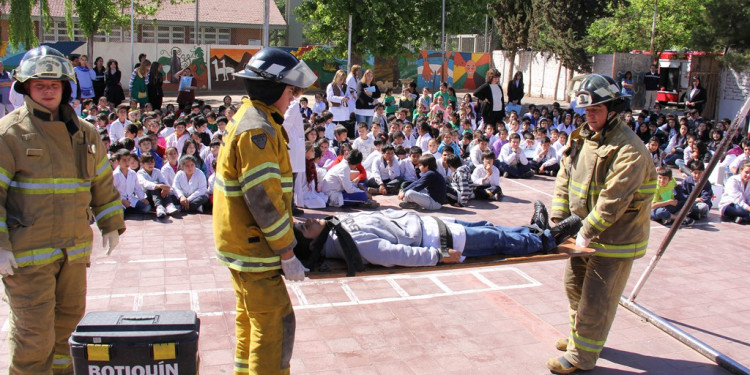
{"left": 494, "top": 187, "right": 504, "bottom": 201}
{"left": 531, "top": 200, "right": 549, "bottom": 230}
{"left": 550, "top": 215, "right": 582, "bottom": 245}
{"left": 399, "top": 201, "right": 418, "bottom": 209}
{"left": 292, "top": 206, "right": 304, "bottom": 216}
{"left": 682, "top": 217, "right": 695, "bottom": 226}
{"left": 735, "top": 216, "right": 744, "bottom": 224}
{"left": 523, "top": 170, "right": 535, "bottom": 179}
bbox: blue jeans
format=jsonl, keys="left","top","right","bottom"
{"left": 722, "top": 203, "right": 750, "bottom": 221}
{"left": 455, "top": 219, "right": 555, "bottom": 256}
{"left": 355, "top": 114, "right": 373, "bottom": 127}
{"left": 124, "top": 200, "right": 151, "bottom": 214}
{"left": 663, "top": 152, "right": 682, "bottom": 166}
{"left": 651, "top": 207, "right": 674, "bottom": 222}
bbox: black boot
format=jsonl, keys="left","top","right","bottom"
{"left": 550, "top": 214, "right": 582, "bottom": 245}
{"left": 530, "top": 200, "right": 549, "bottom": 230}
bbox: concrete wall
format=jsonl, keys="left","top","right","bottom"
{"left": 718, "top": 68, "right": 750, "bottom": 120}
{"left": 492, "top": 51, "right": 571, "bottom": 102}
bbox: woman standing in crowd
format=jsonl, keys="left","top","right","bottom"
{"left": 326, "top": 69, "right": 352, "bottom": 126}
{"left": 346, "top": 64, "right": 361, "bottom": 115}
{"left": 473, "top": 68, "right": 505, "bottom": 127}
{"left": 355, "top": 69, "right": 381, "bottom": 126}
{"left": 284, "top": 87, "right": 307, "bottom": 215}
{"left": 130, "top": 59, "right": 151, "bottom": 108}
{"left": 147, "top": 61, "right": 164, "bottom": 111}
{"left": 175, "top": 67, "right": 197, "bottom": 113}
{"left": 104, "top": 59, "right": 126, "bottom": 106}
{"left": 74, "top": 55, "right": 96, "bottom": 100}
{"left": 507, "top": 71, "right": 524, "bottom": 114}
{"left": 620, "top": 71, "right": 635, "bottom": 111}
{"left": 685, "top": 76, "right": 707, "bottom": 113}
{"left": 92, "top": 56, "right": 106, "bottom": 102}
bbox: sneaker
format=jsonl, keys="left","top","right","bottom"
{"left": 659, "top": 218, "right": 673, "bottom": 226}
{"left": 494, "top": 188, "right": 504, "bottom": 201}
{"left": 735, "top": 216, "right": 744, "bottom": 224}
{"left": 166, "top": 203, "right": 179, "bottom": 216}
{"left": 682, "top": 217, "right": 695, "bottom": 226}
{"left": 523, "top": 170, "right": 535, "bottom": 179}
{"left": 550, "top": 214, "right": 583, "bottom": 244}
{"left": 502, "top": 171, "right": 510, "bottom": 178}
{"left": 361, "top": 199, "right": 380, "bottom": 209}
{"left": 196, "top": 205, "right": 204, "bottom": 214}
{"left": 367, "top": 187, "right": 380, "bottom": 195}
{"left": 156, "top": 205, "right": 166, "bottom": 218}
{"left": 399, "top": 201, "right": 419, "bottom": 209}
{"left": 530, "top": 200, "right": 549, "bottom": 230}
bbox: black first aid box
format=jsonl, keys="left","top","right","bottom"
{"left": 70, "top": 311, "right": 200, "bottom": 375}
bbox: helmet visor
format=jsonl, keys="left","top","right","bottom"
{"left": 280, "top": 59, "right": 317, "bottom": 89}
{"left": 15, "top": 54, "right": 76, "bottom": 83}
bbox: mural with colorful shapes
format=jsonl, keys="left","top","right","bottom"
{"left": 156, "top": 46, "right": 208, "bottom": 90}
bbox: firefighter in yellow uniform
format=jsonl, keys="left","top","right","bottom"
{"left": 0, "top": 46, "right": 125, "bottom": 375}
{"left": 547, "top": 74, "right": 657, "bottom": 374}
{"left": 213, "top": 48, "right": 317, "bottom": 375}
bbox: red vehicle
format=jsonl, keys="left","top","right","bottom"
{"left": 656, "top": 51, "right": 714, "bottom": 106}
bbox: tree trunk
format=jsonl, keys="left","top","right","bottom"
{"left": 507, "top": 50, "right": 516, "bottom": 90}
{"left": 553, "top": 59, "right": 562, "bottom": 101}
{"left": 87, "top": 36, "right": 94, "bottom": 59}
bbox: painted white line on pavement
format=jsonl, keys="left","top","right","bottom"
{"left": 129, "top": 257, "right": 188, "bottom": 263}
{"left": 504, "top": 178, "right": 554, "bottom": 198}
{"left": 386, "top": 278, "right": 410, "bottom": 298}
{"left": 190, "top": 291, "right": 200, "bottom": 313}
{"left": 132, "top": 294, "right": 143, "bottom": 311}
{"left": 340, "top": 283, "right": 360, "bottom": 304}
{"left": 289, "top": 284, "right": 309, "bottom": 306}
{"left": 428, "top": 275, "right": 453, "bottom": 294}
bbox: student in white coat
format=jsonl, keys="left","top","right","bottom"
{"left": 112, "top": 150, "right": 151, "bottom": 214}
{"left": 283, "top": 87, "right": 307, "bottom": 214}
{"left": 172, "top": 154, "right": 209, "bottom": 213}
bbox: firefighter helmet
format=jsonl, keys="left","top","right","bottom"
{"left": 234, "top": 47, "right": 317, "bottom": 88}
{"left": 574, "top": 74, "right": 626, "bottom": 109}
{"left": 14, "top": 45, "right": 76, "bottom": 83}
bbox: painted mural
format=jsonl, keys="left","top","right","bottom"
{"left": 206, "top": 46, "right": 490, "bottom": 92}
{"left": 155, "top": 46, "right": 209, "bottom": 90}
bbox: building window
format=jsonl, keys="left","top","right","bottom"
{"left": 141, "top": 25, "right": 155, "bottom": 43}
{"left": 199, "top": 27, "right": 231, "bottom": 45}
{"left": 42, "top": 21, "right": 86, "bottom": 43}
{"left": 156, "top": 26, "right": 185, "bottom": 44}
{"left": 94, "top": 27, "right": 125, "bottom": 43}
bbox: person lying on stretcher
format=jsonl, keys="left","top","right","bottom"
{"left": 292, "top": 201, "right": 582, "bottom": 269}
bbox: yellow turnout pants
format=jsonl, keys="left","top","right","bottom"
{"left": 230, "top": 269, "right": 295, "bottom": 375}
{"left": 3, "top": 258, "right": 87, "bottom": 375}
{"left": 563, "top": 255, "right": 634, "bottom": 370}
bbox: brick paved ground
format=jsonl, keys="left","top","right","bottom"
{"left": 1, "top": 172, "right": 747, "bottom": 374}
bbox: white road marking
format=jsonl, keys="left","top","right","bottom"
{"left": 504, "top": 178, "right": 554, "bottom": 197}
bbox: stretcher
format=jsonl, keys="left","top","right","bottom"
{"left": 306, "top": 238, "right": 593, "bottom": 279}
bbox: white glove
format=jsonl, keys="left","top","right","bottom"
{"left": 0, "top": 248, "right": 18, "bottom": 276}
{"left": 575, "top": 232, "right": 591, "bottom": 248}
{"left": 281, "top": 255, "right": 308, "bottom": 282}
{"left": 102, "top": 231, "right": 120, "bottom": 256}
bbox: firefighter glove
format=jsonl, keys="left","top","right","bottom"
{"left": 0, "top": 248, "right": 18, "bottom": 276}
{"left": 281, "top": 255, "right": 308, "bottom": 281}
{"left": 102, "top": 231, "right": 120, "bottom": 256}
{"left": 575, "top": 232, "right": 591, "bottom": 248}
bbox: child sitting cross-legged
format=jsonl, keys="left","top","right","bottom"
{"left": 445, "top": 153, "right": 474, "bottom": 207}
{"left": 398, "top": 154, "right": 447, "bottom": 210}
{"left": 320, "top": 149, "right": 379, "bottom": 209}
{"left": 675, "top": 159, "right": 713, "bottom": 221}
{"left": 471, "top": 150, "right": 503, "bottom": 201}
{"left": 112, "top": 149, "right": 151, "bottom": 215}
{"left": 137, "top": 152, "right": 180, "bottom": 218}
{"left": 173, "top": 154, "right": 209, "bottom": 213}
{"left": 651, "top": 167, "right": 694, "bottom": 226}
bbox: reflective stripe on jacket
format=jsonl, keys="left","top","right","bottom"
{"left": 213, "top": 99, "right": 296, "bottom": 273}
{"left": 551, "top": 115, "right": 657, "bottom": 259}
{"left": 0, "top": 97, "right": 125, "bottom": 267}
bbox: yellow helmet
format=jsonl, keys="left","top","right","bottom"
{"left": 14, "top": 45, "right": 77, "bottom": 83}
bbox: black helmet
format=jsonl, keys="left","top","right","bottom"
{"left": 234, "top": 47, "right": 317, "bottom": 88}
{"left": 14, "top": 45, "right": 76, "bottom": 83}
{"left": 574, "top": 74, "right": 625, "bottom": 109}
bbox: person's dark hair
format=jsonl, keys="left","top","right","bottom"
{"left": 113, "top": 148, "right": 130, "bottom": 161}
{"left": 445, "top": 153, "right": 463, "bottom": 169}
{"left": 106, "top": 59, "right": 120, "bottom": 72}
{"left": 509, "top": 133, "right": 521, "bottom": 141}
{"left": 648, "top": 136, "right": 661, "bottom": 145}
{"left": 409, "top": 146, "right": 423, "bottom": 155}
{"left": 148, "top": 61, "right": 161, "bottom": 85}
{"left": 394, "top": 145, "right": 407, "bottom": 156}
{"left": 334, "top": 125, "right": 348, "bottom": 136}
{"left": 687, "top": 159, "right": 705, "bottom": 172}
{"left": 656, "top": 166, "right": 672, "bottom": 177}
{"left": 481, "top": 150, "right": 495, "bottom": 161}
{"left": 693, "top": 140, "right": 708, "bottom": 157}
{"left": 137, "top": 136, "right": 151, "bottom": 146}
{"left": 373, "top": 139, "right": 385, "bottom": 147}
{"left": 179, "top": 154, "right": 198, "bottom": 168}
{"left": 346, "top": 149, "right": 363, "bottom": 164}
{"left": 381, "top": 144, "right": 395, "bottom": 153}
{"left": 125, "top": 124, "right": 139, "bottom": 136}
{"left": 418, "top": 154, "right": 437, "bottom": 171}
{"left": 120, "top": 137, "right": 135, "bottom": 151}
{"left": 138, "top": 53, "right": 147, "bottom": 62}
{"left": 140, "top": 152, "right": 155, "bottom": 164}
{"left": 337, "top": 142, "right": 352, "bottom": 156}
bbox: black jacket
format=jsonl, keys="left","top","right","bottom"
{"left": 356, "top": 82, "right": 381, "bottom": 110}
{"left": 507, "top": 80, "right": 524, "bottom": 103}
{"left": 473, "top": 83, "right": 505, "bottom": 121}
{"left": 685, "top": 85, "right": 707, "bottom": 113}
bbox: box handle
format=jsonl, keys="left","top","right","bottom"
{"left": 87, "top": 344, "right": 110, "bottom": 361}
{"left": 153, "top": 342, "right": 177, "bottom": 360}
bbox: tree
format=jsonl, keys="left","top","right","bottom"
{"left": 489, "top": 0, "right": 535, "bottom": 81}
{"left": 1, "top": 0, "right": 52, "bottom": 48}
{"left": 295, "top": 0, "right": 489, "bottom": 60}
{"left": 692, "top": 0, "right": 750, "bottom": 70}
{"left": 535, "top": 0, "right": 616, "bottom": 72}
{"left": 586, "top": 0, "right": 706, "bottom": 54}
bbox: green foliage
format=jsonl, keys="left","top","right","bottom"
{"left": 295, "top": 0, "right": 489, "bottom": 60}
{"left": 3, "top": 0, "right": 52, "bottom": 48}
{"left": 692, "top": 0, "right": 750, "bottom": 70}
{"left": 586, "top": 0, "right": 706, "bottom": 54}
{"left": 535, "top": 0, "right": 614, "bottom": 72}
{"left": 489, "top": 0, "right": 534, "bottom": 51}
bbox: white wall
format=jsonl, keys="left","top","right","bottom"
{"left": 492, "top": 50, "right": 572, "bottom": 102}
{"left": 718, "top": 68, "right": 750, "bottom": 120}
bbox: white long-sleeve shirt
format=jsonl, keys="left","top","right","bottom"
{"left": 136, "top": 168, "right": 169, "bottom": 191}
{"left": 321, "top": 162, "right": 364, "bottom": 194}
{"left": 370, "top": 156, "right": 402, "bottom": 185}
{"left": 173, "top": 169, "right": 208, "bottom": 200}
{"left": 109, "top": 119, "right": 130, "bottom": 142}
{"left": 161, "top": 163, "right": 179, "bottom": 188}
{"left": 165, "top": 133, "right": 190, "bottom": 156}
{"left": 533, "top": 145, "right": 558, "bottom": 167}
{"left": 469, "top": 145, "right": 486, "bottom": 168}
{"left": 719, "top": 174, "right": 750, "bottom": 215}
{"left": 416, "top": 133, "right": 432, "bottom": 153}
{"left": 352, "top": 136, "right": 375, "bottom": 160}
{"left": 471, "top": 165, "right": 501, "bottom": 187}
{"left": 400, "top": 160, "right": 419, "bottom": 182}
{"left": 113, "top": 167, "right": 145, "bottom": 207}
{"left": 499, "top": 143, "right": 528, "bottom": 166}
{"left": 362, "top": 150, "right": 381, "bottom": 171}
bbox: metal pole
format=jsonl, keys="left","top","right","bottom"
{"left": 347, "top": 13, "right": 352, "bottom": 72}
{"left": 263, "top": 0, "right": 270, "bottom": 47}
{"left": 441, "top": 0, "right": 445, "bottom": 80}
{"left": 130, "top": 0, "right": 134, "bottom": 69}
{"left": 38, "top": 0, "right": 44, "bottom": 43}
{"left": 627, "top": 95, "right": 750, "bottom": 302}
{"left": 620, "top": 298, "right": 750, "bottom": 375}
{"left": 194, "top": 0, "right": 199, "bottom": 45}
{"left": 649, "top": 0, "right": 658, "bottom": 53}
{"left": 484, "top": 14, "right": 488, "bottom": 53}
